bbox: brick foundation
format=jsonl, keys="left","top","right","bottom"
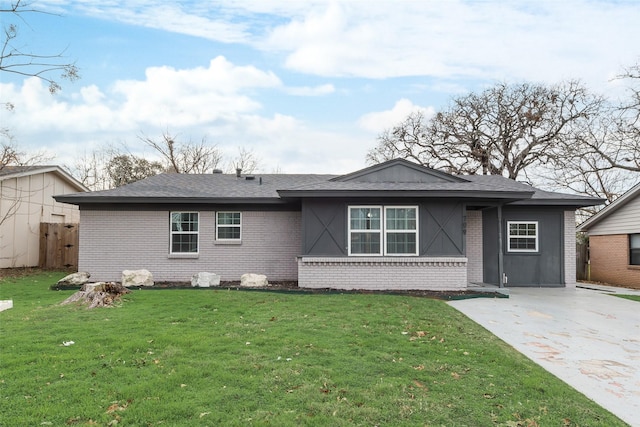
{"left": 298, "top": 257, "right": 468, "bottom": 291}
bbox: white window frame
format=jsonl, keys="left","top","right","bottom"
{"left": 170, "top": 211, "right": 199, "bottom": 254}
{"left": 216, "top": 211, "right": 242, "bottom": 241}
{"left": 348, "top": 206, "right": 383, "bottom": 256}
{"left": 348, "top": 205, "right": 419, "bottom": 256}
{"left": 507, "top": 221, "right": 538, "bottom": 253}
{"left": 384, "top": 206, "right": 419, "bottom": 256}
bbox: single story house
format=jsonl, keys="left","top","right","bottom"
{"left": 578, "top": 182, "right": 640, "bottom": 288}
{"left": 55, "top": 159, "right": 602, "bottom": 290}
{"left": 1, "top": 165, "right": 88, "bottom": 268}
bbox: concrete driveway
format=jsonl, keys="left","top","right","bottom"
{"left": 448, "top": 285, "right": 640, "bottom": 427}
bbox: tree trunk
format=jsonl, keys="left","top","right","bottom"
{"left": 60, "top": 282, "right": 130, "bottom": 309}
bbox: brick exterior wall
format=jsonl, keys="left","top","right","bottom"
{"left": 298, "top": 257, "right": 468, "bottom": 291}
{"left": 79, "top": 210, "right": 301, "bottom": 282}
{"left": 564, "top": 210, "right": 577, "bottom": 288}
{"left": 589, "top": 234, "right": 640, "bottom": 288}
{"left": 466, "top": 210, "right": 483, "bottom": 283}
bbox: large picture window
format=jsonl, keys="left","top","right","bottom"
{"left": 170, "top": 212, "right": 199, "bottom": 253}
{"left": 348, "top": 206, "right": 418, "bottom": 256}
{"left": 630, "top": 234, "right": 640, "bottom": 265}
{"left": 216, "top": 212, "right": 242, "bottom": 241}
{"left": 507, "top": 221, "right": 538, "bottom": 252}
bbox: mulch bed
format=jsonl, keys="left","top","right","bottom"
{"left": 52, "top": 280, "right": 505, "bottom": 300}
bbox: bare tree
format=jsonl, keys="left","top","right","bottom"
{"left": 140, "top": 131, "right": 222, "bottom": 174}
{"left": 368, "top": 81, "right": 604, "bottom": 181}
{"left": 228, "top": 146, "right": 260, "bottom": 174}
{"left": 65, "top": 150, "right": 112, "bottom": 191}
{"left": 544, "top": 61, "right": 640, "bottom": 203}
{"left": 1, "top": 0, "right": 79, "bottom": 95}
{"left": 0, "top": 139, "right": 52, "bottom": 171}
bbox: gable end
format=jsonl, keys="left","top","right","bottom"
{"left": 331, "top": 159, "right": 469, "bottom": 184}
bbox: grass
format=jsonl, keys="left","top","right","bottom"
{"left": 0, "top": 271, "right": 626, "bottom": 426}
{"left": 614, "top": 294, "right": 640, "bottom": 302}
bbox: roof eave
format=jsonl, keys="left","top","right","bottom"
{"left": 53, "top": 196, "right": 288, "bottom": 205}
{"left": 3, "top": 166, "right": 89, "bottom": 192}
{"left": 277, "top": 189, "right": 534, "bottom": 199}
{"left": 511, "top": 198, "right": 606, "bottom": 208}
{"left": 579, "top": 182, "right": 640, "bottom": 231}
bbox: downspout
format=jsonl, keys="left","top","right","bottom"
{"left": 497, "top": 204, "right": 505, "bottom": 288}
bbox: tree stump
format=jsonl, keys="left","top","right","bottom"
{"left": 60, "top": 282, "right": 130, "bottom": 309}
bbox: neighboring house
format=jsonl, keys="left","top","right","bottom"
{"left": 0, "top": 165, "right": 88, "bottom": 268}
{"left": 578, "top": 182, "right": 640, "bottom": 288}
{"left": 55, "top": 159, "right": 602, "bottom": 290}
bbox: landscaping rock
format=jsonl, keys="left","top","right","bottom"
{"left": 240, "top": 273, "right": 268, "bottom": 287}
{"left": 191, "top": 272, "right": 221, "bottom": 288}
{"left": 57, "top": 271, "right": 91, "bottom": 287}
{"left": 122, "top": 269, "right": 154, "bottom": 287}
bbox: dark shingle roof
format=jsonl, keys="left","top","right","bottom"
{"left": 54, "top": 161, "right": 603, "bottom": 208}
{"left": 55, "top": 173, "right": 335, "bottom": 204}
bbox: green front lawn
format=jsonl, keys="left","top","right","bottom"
{"left": 614, "top": 294, "right": 640, "bottom": 302}
{"left": 0, "top": 271, "right": 624, "bottom": 426}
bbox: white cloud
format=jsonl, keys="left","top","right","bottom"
{"left": 0, "top": 56, "right": 363, "bottom": 174}
{"left": 358, "top": 99, "right": 435, "bottom": 134}
{"left": 261, "top": 1, "right": 640, "bottom": 89}
{"left": 111, "top": 56, "right": 281, "bottom": 126}
{"left": 285, "top": 84, "right": 335, "bottom": 96}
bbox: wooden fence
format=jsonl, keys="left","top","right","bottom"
{"left": 576, "top": 242, "right": 588, "bottom": 281}
{"left": 39, "top": 223, "right": 79, "bottom": 269}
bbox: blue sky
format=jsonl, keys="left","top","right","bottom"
{"left": 1, "top": 0, "right": 639, "bottom": 174}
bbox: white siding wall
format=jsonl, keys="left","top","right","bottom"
{"left": 0, "top": 173, "right": 80, "bottom": 268}
{"left": 564, "top": 210, "right": 576, "bottom": 288}
{"left": 587, "top": 195, "right": 640, "bottom": 235}
{"left": 298, "top": 257, "right": 468, "bottom": 291}
{"left": 79, "top": 210, "right": 301, "bottom": 282}
{"left": 466, "top": 210, "right": 483, "bottom": 283}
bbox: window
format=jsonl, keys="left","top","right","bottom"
{"left": 170, "top": 212, "right": 199, "bottom": 253}
{"left": 349, "top": 206, "right": 382, "bottom": 255}
{"left": 385, "top": 207, "right": 418, "bottom": 255}
{"left": 348, "top": 206, "right": 418, "bottom": 256}
{"left": 630, "top": 234, "right": 640, "bottom": 265}
{"left": 507, "top": 221, "right": 538, "bottom": 252}
{"left": 216, "top": 212, "right": 241, "bottom": 241}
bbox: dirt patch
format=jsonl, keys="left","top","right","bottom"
{"left": 134, "top": 281, "right": 504, "bottom": 300}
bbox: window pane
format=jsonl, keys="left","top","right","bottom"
{"left": 386, "top": 208, "right": 416, "bottom": 231}
{"left": 218, "top": 212, "right": 241, "bottom": 225}
{"left": 172, "top": 212, "right": 198, "bottom": 232}
{"left": 172, "top": 234, "right": 198, "bottom": 253}
{"left": 510, "top": 237, "right": 536, "bottom": 250}
{"left": 350, "top": 208, "right": 380, "bottom": 230}
{"left": 351, "top": 232, "right": 381, "bottom": 254}
{"left": 630, "top": 234, "right": 640, "bottom": 265}
{"left": 387, "top": 232, "right": 416, "bottom": 254}
{"left": 218, "top": 226, "right": 240, "bottom": 240}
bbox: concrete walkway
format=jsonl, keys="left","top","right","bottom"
{"left": 448, "top": 286, "right": 640, "bottom": 427}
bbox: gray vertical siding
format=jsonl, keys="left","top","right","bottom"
{"left": 300, "top": 199, "right": 465, "bottom": 257}
{"left": 483, "top": 206, "right": 565, "bottom": 286}
{"left": 79, "top": 210, "right": 301, "bottom": 282}
{"left": 302, "top": 200, "right": 347, "bottom": 255}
